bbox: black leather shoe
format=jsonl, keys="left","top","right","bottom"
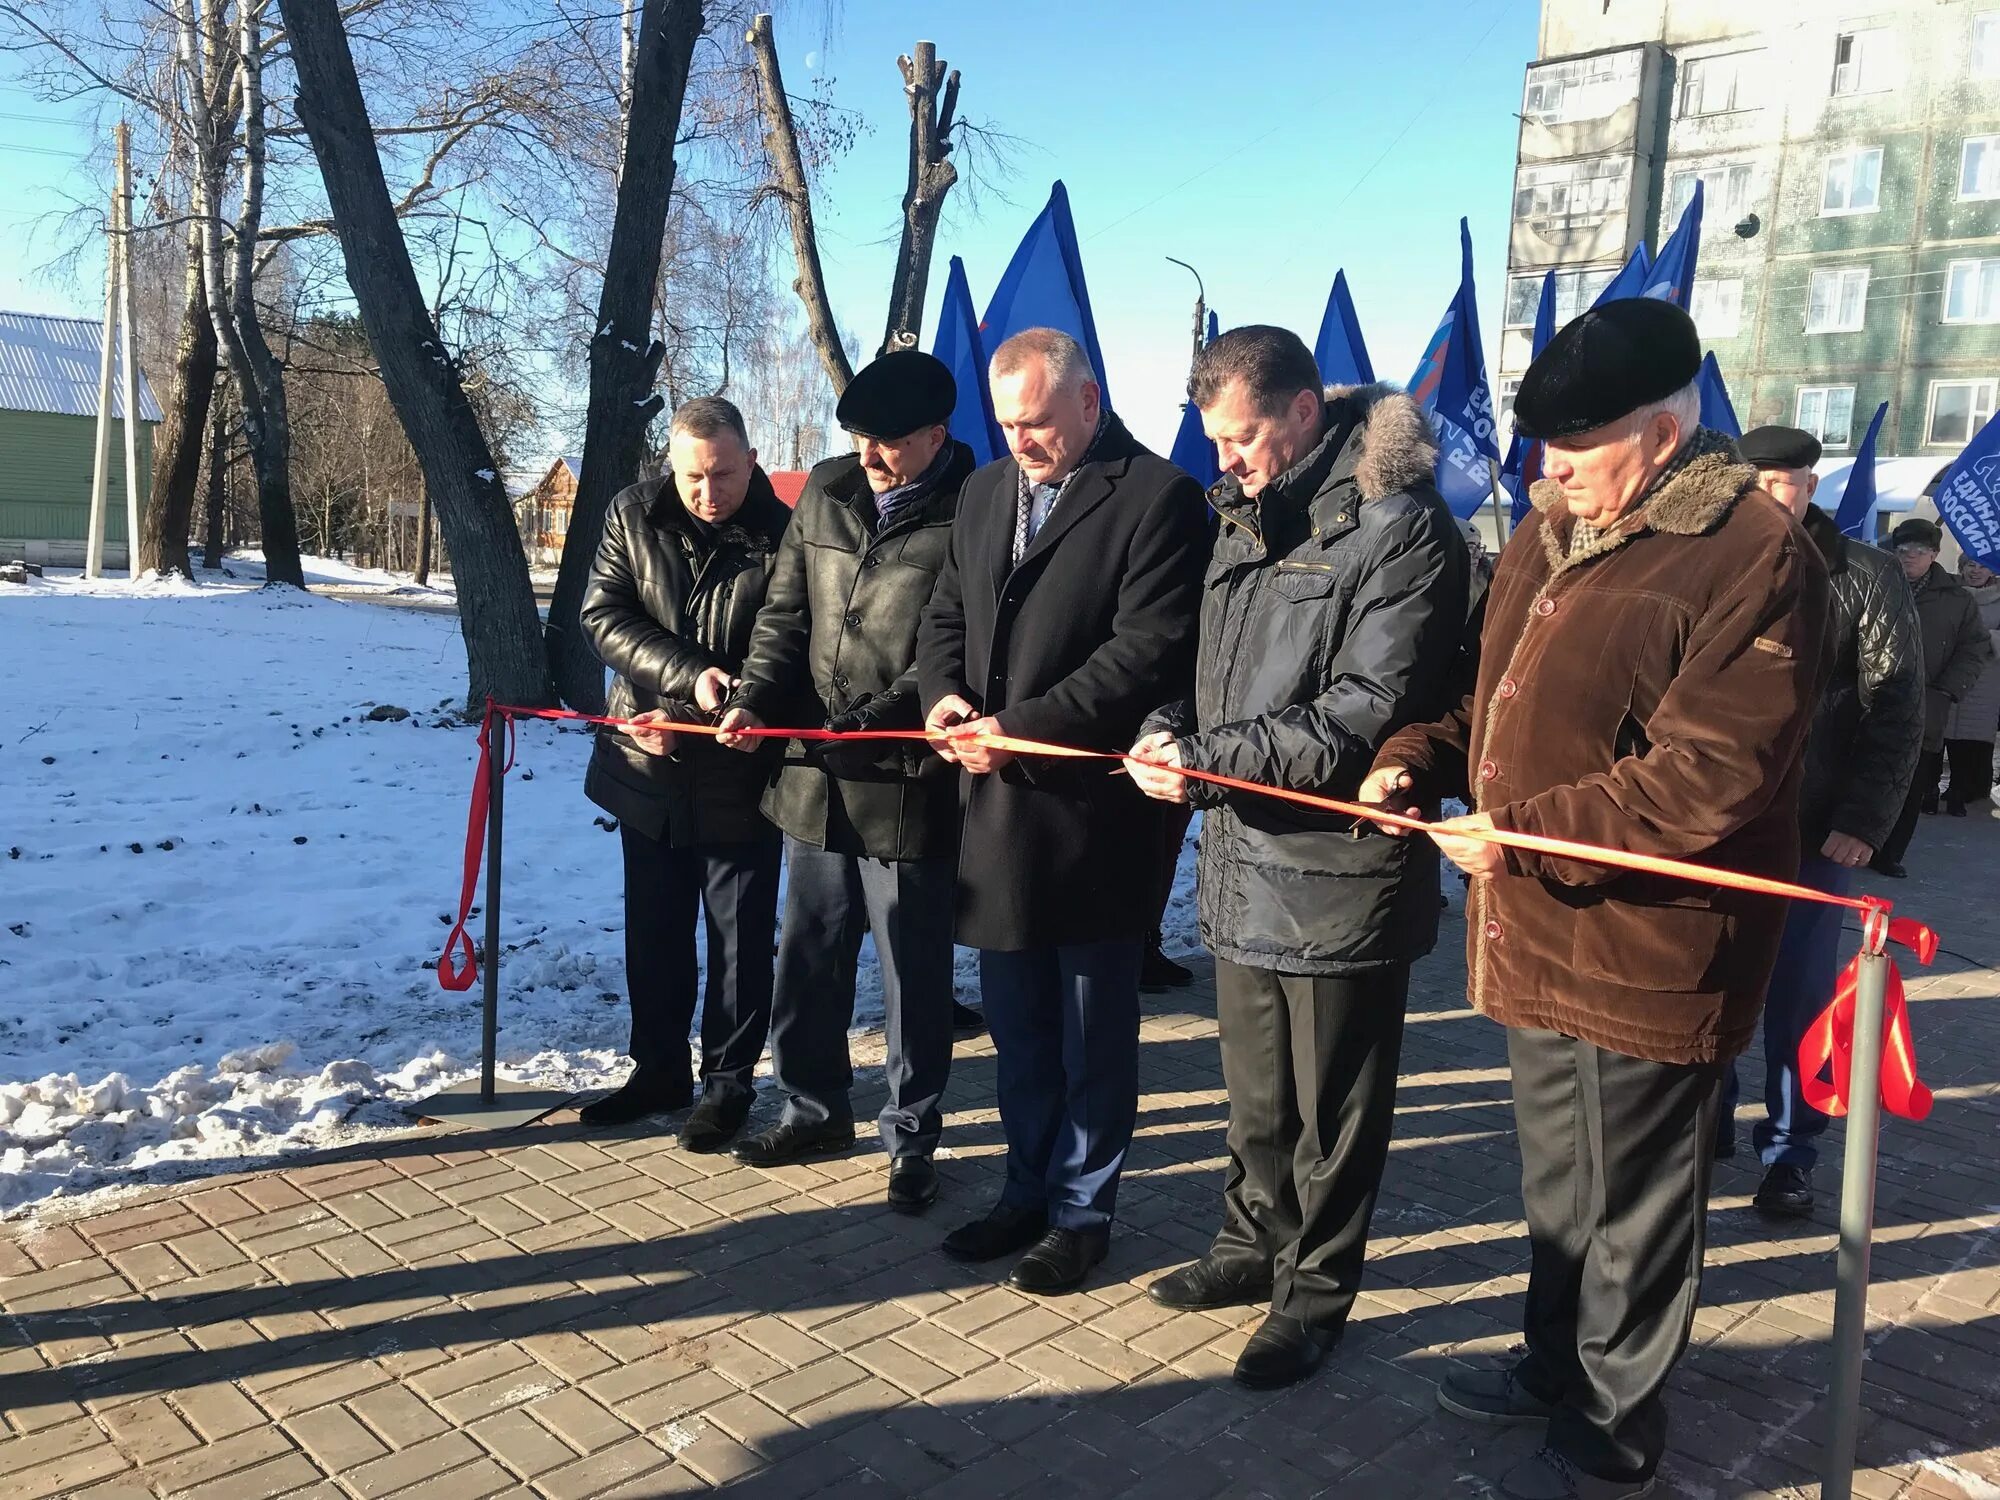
{"left": 1869, "top": 857, "right": 1907, "bottom": 879}
{"left": 941, "top": 1204, "right": 1047, "bottom": 1263}
{"left": 579, "top": 1069, "right": 692, "bottom": 1127}
{"left": 887, "top": 1155, "right": 939, "bottom": 1214}
{"left": 731, "top": 1118, "right": 855, "bottom": 1167}
{"left": 1754, "top": 1163, "right": 1814, "bottom": 1218}
{"left": 951, "top": 1001, "right": 987, "bottom": 1036}
{"left": 679, "top": 1090, "right": 750, "bottom": 1154}
{"left": 1140, "top": 945, "right": 1194, "bottom": 992}
{"left": 1007, "top": 1227, "right": 1109, "bottom": 1295}
{"left": 1947, "top": 799, "right": 1968, "bottom": 817}
{"left": 1148, "top": 1257, "right": 1273, "bottom": 1311}
{"left": 1233, "top": 1311, "right": 1340, "bottom": 1389}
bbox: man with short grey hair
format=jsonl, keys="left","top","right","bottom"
{"left": 917, "top": 327, "right": 1209, "bottom": 1294}
{"left": 579, "top": 396, "right": 792, "bottom": 1148}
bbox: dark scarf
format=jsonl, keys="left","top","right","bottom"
{"left": 870, "top": 441, "right": 956, "bottom": 531}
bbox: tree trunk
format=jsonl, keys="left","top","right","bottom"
{"left": 881, "top": 43, "right": 959, "bottom": 356}
{"left": 277, "top": 0, "right": 552, "bottom": 707}
{"left": 748, "top": 13, "right": 853, "bottom": 395}
{"left": 416, "top": 486, "right": 432, "bottom": 585}
{"left": 544, "top": 0, "right": 705, "bottom": 713}
{"left": 201, "top": 374, "right": 229, "bottom": 569}
{"left": 137, "top": 221, "right": 218, "bottom": 578}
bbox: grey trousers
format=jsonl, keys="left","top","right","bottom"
{"left": 1509, "top": 1026, "right": 1723, "bottom": 1484}
{"left": 769, "top": 836, "right": 956, "bottom": 1158}
{"left": 1211, "top": 961, "right": 1408, "bottom": 1328}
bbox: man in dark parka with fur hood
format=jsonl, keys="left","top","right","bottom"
{"left": 1367, "top": 300, "right": 1831, "bottom": 1499}
{"left": 1126, "top": 326, "right": 1469, "bottom": 1392}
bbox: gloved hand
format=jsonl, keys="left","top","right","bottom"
{"left": 816, "top": 692, "right": 915, "bottom": 780}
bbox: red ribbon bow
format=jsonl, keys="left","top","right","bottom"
{"left": 1797, "top": 907, "right": 1938, "bottom": 1122}
{"left": 437, "top": 702, "right": 513, "bottom": 992}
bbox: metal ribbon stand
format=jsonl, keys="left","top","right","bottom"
{"left": 1821, "top": 913, "right": 1891, "bottom": 1500}
{"left": 411, "top": 711, "right": 573, "bottom": 1130}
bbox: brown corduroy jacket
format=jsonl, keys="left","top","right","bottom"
{"left": 1375, "top": 433, "right": 1832, "bottom": 1065}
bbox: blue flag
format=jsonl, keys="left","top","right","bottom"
{"left": 1696, "top": 353, "right": 1740, "bottom": 438}
{"left": 1314, "top": 270, "right": 1375, "bottom": 387}
{"left": 1170, "top": 311, "right": 1221, "bottom": 487}
{"left": 1592, "top": 243, "right": 1652, "bottom": 309}
{"left": 1641, "top": 180, "right": 1703, "bottom": 309}
{"left": 932, "top": 256, "right": 1002, "bottom": 466}
{"left": 980, "top": 181, "right": 1112, "bottom": 408}
{"left": 1502, "top": 270, "right": 1558, "bottom": 526}
{"left": 1932, "top": 409, "right": 2000, "bottom": 569}
{"left": 1833, "top": 402, "right": 1890, "bottom": 539}
{"left": 1408, "top": 218, "right": 1500, "bottom": 520}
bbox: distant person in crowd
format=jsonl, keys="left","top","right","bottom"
{"left": 577, "top": 397, "right": 792, "bottom": 1147}
{"left": 1716, "top": 426, "right": 1922, "bottom": 1218}
{"left": 1873, "top": 518, "right": 1994, "bottom": 875}
{"left": 704, "top": 351, "right": 975, "bottom": 1213}
{"left": 1126, "top": 329, "right": 1468, "bottom": 1389}
{"left": 1363, "top": 300, "right": 1830, "bottom": 1500}
{"left": 1942, "top": 557, "right": 2000, "bottom": 817}
{"left": 917, "top": 327, "right": 1208, "bottom": 1295}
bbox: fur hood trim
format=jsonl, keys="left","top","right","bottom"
{"left": 1530, "top": 428, "right": 1757, "bottom": 574}
{"left": 1325, "top": 383, "right": 1440, "bottom": 503}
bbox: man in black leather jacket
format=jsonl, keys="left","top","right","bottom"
{"left": 706, "top": 351, "right": 973, "bottom": 1214}
{"left": 1720, "top": 426, "right": 1922, "bottom": 1216}
{"left": 578, "top": 397, "right": 792, "bottom": 1150}
{"left": 1126, "top": 326, "right": 1469, "bottom": 1387}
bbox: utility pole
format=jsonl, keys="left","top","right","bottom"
{"left": 1165, "top": 256, "right": 1206, "bottom": 375}
{"left": 115, "top": 123, "right": 142, "bottom": 577}
{"left": 84, "top": 132, "right": 119, "bottom": 580}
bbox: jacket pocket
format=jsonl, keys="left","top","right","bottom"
{"left": 1570, "top": 892, "right": 1729, "bottom": 994}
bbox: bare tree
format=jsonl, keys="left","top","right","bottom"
{"left": 277, "top": 0, "right": 551, "bottom": 706}
{"left": 880, "top": 42, "right": 958, "bottom": 355}
{"left": 746, "top": 11, "right": 850, "bottom": 395}
{"left": 137, "top": 221, "right": 218, "bottom": 576}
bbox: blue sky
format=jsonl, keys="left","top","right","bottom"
{"left": 0, "top": 0, "right": 1536, "bottom": 456}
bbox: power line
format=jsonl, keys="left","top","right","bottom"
{"left": 0, "top": 139, "right": 87, "bottom": 159}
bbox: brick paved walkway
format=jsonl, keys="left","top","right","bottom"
{"left": 5, "top": 811, "right": 1998, "bottom": 1499}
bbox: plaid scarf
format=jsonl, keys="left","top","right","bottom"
{"left": 1012, "top": 413, "right": 1110, "bottom": 566}
{"left": 870, "top": 441, "right": 955, "bottom": 532}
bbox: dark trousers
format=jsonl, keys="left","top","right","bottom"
{"left": 1148, "top": 805, "right": 1196, "bottom": 949}
{"left": 769, "top": 837, "right": 957, "bottom": 1158}
{"left": 1721, "top": 855, "right": 1851, "bottom": 1169}
{"left": 980, "top": 941, "right": 1142, "bottom": 1231}
{"left": 1510, "top": 1027, "right": 1722, "bottom": 1483}
{"left": 1944, "top": 736, "right": 1995, "bottom": 809}
{"left": 620, "top": 825, "right": 780, "bottom": 1101}
{"left": 1211, "top": 960, "right": 1408, "bottom": 1329}
{"left": 1880, "top": 748, "right": 1944, "bottom": 863}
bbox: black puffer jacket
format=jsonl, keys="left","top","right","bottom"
{"left": 581, "top": 470, "right": 792, "bottom": 845}
{"left": 1797, "top": 506, "right": 1924, "bottom": 852}
{"left": 1147, "top": 386, "right": 1470, "bottom": 975}
{"left": 734, "top": 444, "right": 975, "bottom": 861}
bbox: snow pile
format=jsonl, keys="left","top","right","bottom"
{"left": 1, "top": 564, "right": 1203, "bottom": 1216}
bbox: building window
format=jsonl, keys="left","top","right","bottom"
{"left": 1502, "top": 267, "right": 1617, "bottom": 328}
{"left": 1960, "top": 136, "right": 2000, "bottom": 200}
{"left": 1821, "top": 147, "right": 1883, "bottom": 215}
{"left": 1797, "top": 387, "right": 1857, "bottom": 448}
{"left": 1926, "top": 379, "right": 1999, "bottom": 445}
{"left": 1831, "top": 30, "right": 1889, "bottom": 96}
{"left": 1522, "top": 51, "right": 1642, "bottom": 125}
{"left": 1974, "top": 13, "right": 2000, "bottom": 79}
{"left": 1679, "top": 51, "right": 1756, "bottom": 117}
{"left": 1806, "top": 267, "right": 1870, "bottom": 332}
{"left": 1512, "top": 158, "right": 1631, "bottom": 224}
{"left": 1667, "top": 163, "right": 1755, "bottom": 224}
{"left": 1689, "top": 278, "right": 1744, "bottom": 338}
{"left": 1499, "top": 377, "right": 1522, "bottom": 425}
{"left": 1944, "top": 259, "right": 2000, "bottom": 323}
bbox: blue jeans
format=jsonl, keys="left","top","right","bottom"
{"left": 979, "top": 942, "right": 1142, "bottom": 1232}
{"left": 1721, "top": 855, "right": 1853, "bottom": 1169}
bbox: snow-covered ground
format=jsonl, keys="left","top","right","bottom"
{"left": 1, "top": 563, "right": 1202, "bottom": 1217}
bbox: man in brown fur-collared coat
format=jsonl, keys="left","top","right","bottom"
{"left": 1364, "top": 300, "right": 1830, "bottom": 1500}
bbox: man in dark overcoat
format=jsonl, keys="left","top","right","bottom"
{"left": 706, "top": 351, "right": 975, "bottom": 1212}
{"left": 1365, "top": 300, "right": 1831, "bottom": 1499}
{"left": 916, "top": 327, "right": 1209, "bottom": 1294}
{"left": 579, "top": 397, "right": 792, "bottom": 1148}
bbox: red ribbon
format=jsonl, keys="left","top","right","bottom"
{"left": 436, "top": 704, "right": 1940, "bottom": 1121}
{"left": 1798, "top": 911, "right": 1938, "bottom": 1121}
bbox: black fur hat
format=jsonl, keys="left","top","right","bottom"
{"left": 1512, "top": 298, "right": 1703, "bottom": 442}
